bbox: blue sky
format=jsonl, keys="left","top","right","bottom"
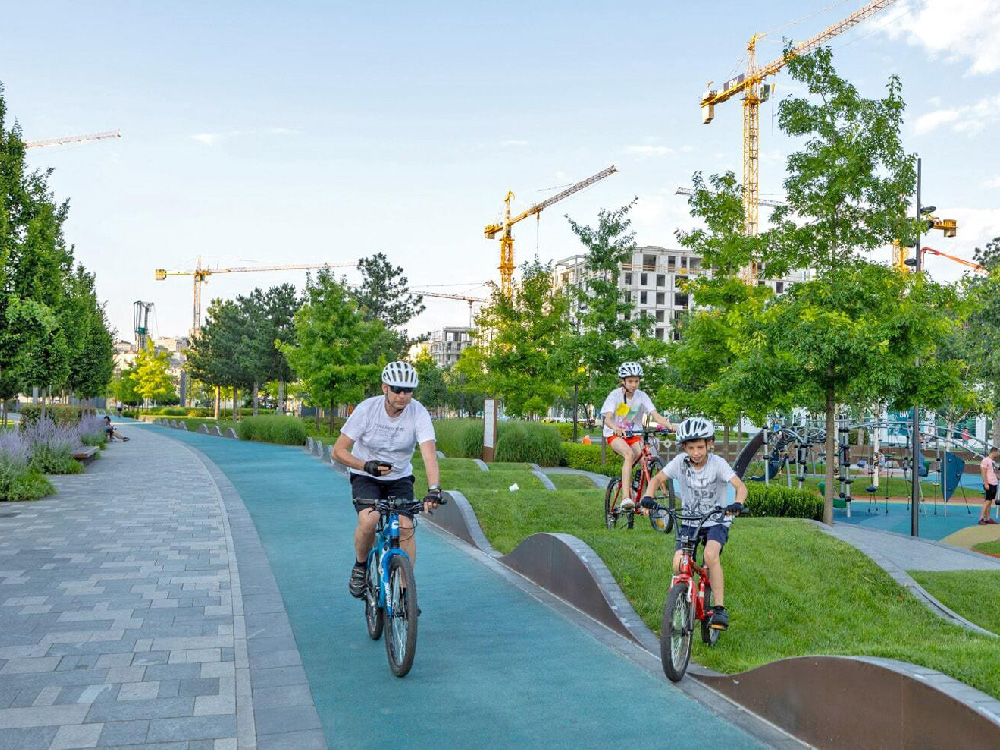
{"left": 3, "top": 0, "right": 998, "bottom": 340}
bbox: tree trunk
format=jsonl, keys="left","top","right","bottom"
{"left": 993, "top": 410, "right": 1000, "bottom": 449}
{"left": 824, "top": 386, "right": 836, "bottom": 525}
{"left": 278, "top": 379, "right": 286, "bottom": 414}
{"left": 314, "top": 407, "right": 320, "bottom": 430}
{"left": 234, "top": 387, "right": 239, "bottom": 420}
{"left": 252, "top": 379, "right": 259, "bottom": 416}
{"left": 329, "top": 398, "right": 335, "bottom": 436}
{"left": 214, "top": 386, "right": 221, "bottom": 420}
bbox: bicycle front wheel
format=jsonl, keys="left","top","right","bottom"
{"left": 661, "top": 582, "right": 693, "bottom": 682}
{"left": 385, "top": 555, "right": 418, "bottom": 677}
{"left": 604, "top": 478, "right": 630, "bottom": 530}
{"left": 364, "top": 558, "right": 383, "bottom": 641}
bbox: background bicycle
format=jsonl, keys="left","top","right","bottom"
{"left": 604, "top": 427, "right": 674, "bottom": 530}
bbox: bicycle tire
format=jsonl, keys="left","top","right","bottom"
{"left": 604, "top": 478, "right": 632, "bottom": 530}
{"left": 661, "top": 582, "right": 693, "bottom": 682}
{"left": 385, "top": 555, "right": 418, "bottom": 677}
{"left": 364, "top": 557, "right": 383, "bottom": 641}
{"left": 700, "top": 587, "right": 720, "bottom": 646}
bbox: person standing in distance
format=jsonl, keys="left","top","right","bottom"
{"left": 332, "top": 361, "right": 442, "bottom": 598}
{"left": 979, "top": 447, "right": 999, "bottom": 525}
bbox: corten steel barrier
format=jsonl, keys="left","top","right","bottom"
{"left": 699, "top": 656, "right": 1000, "bottom": 750}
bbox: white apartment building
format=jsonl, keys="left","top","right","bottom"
{"left": 554, "top": 245, "right": 807, "bottom": 341}
{"left": 428, "top": 327, "right": 473, "bottom": 368}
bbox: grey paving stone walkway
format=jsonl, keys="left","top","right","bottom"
{"left": 826, "top": 522, "right": 1000, "bottom": 572}
{"left": 0, "top": 424, "right": 316, "bottom": 750}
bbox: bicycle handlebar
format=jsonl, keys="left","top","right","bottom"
{"left": 621, "top": 426, "right": 671, "bottom": 439}
{"left": 373, "top": 495, "right": 449, "bottom": 515}
{"left": 640, "top": 500, "right": 734, "bottom": 535}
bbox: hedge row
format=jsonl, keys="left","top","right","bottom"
{"left": 562, "top": 442, "right": 623, "bottom": 477}
{"left": 235, "top": 415, "right": 307, "bottom": 445}
{"left": 19, "top": 405, "right": 96, "bottom": 427}
{"left": 432, "top": 419, "right": 563, "bottom": 465}
{"left": 744, "top": 484, "right": 823, "bottom": 520}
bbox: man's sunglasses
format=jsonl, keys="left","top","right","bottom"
{"left": 388, "top": 385, "right": 414, "bottom": 395}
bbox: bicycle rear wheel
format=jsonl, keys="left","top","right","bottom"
{"left": 661, "top": 582, "right": 693, "bottom": 682}
{"left": 364, "top": 557, "right": 383, "bottom": 641}
{"left": 604, "top": 478, "right": 632, "bottom": 530}
{"left": 385, "top": 555, "right": 418, "bottom": 677}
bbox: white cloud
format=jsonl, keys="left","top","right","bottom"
{"left": 680, "top": 145, "right": 695, "bottom": 153}
{"left": 883, "top": 0, "right": 1000, "bottom": 75}
{"left": 914, "top": 92, "right": 1000, "bottom": 136}
{"left": 927, "top": 96, "right": 942, "bottom": 107}
{"left": 501, "top": 139, "right": 529, "bottom": 147}
{"left": 190, "top": 128, "right": 300, "bottom": 146}
{"left": 983, "top": 175, "right": 1000, "bottom": 188}
{"left": 625, "top": 145, "right": 676, "bottom": 158}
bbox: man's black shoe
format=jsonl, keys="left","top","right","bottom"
{"left": 349, "top": 564, "right": 366, "bottom": 599}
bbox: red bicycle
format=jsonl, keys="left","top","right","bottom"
{"left": 640, "top": 502, "right": 731, "bottom": 682}
{"left": 604, "top": 427, "right": 672, "bottom": 530}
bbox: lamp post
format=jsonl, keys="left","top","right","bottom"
{"left": 910, "top": 158, "right": 923, "bottom": 538}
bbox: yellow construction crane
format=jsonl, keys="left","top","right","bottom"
{"left": 156, "top": 258, "right": 356, "bottom": 334}
{"left": 486, "top": 166, "right": 617, "bottom": 297}
{"left": 700, "top": 0, "right": 901, "bottom": 282}
{"left": 414, "top": 290, "right": 487, "bottom": 327}
{"left": 674, "top": 185, "right": 787, "bottom": 208}
{"left": 910, "top": 245, "right": 983, "bottom": 275}
{"left": 24, "top": 130, "right": 122, "bottom": 149}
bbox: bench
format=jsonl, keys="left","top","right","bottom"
{"left": 72, "top": 446, "right": 99, "bottom": 465}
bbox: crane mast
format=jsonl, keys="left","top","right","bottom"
{"left": 485, "top": 166, "right": 617, "bottom": 297}
{"left": 700, "top": 0, "right": 901, "bottom": 283}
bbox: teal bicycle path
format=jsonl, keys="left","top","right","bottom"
{"left": 142, "top": 425, "right": 767, "bottom": 749}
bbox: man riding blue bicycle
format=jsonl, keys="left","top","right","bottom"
{"left": 332, "top": 361, "right": 442, "bottom": 600}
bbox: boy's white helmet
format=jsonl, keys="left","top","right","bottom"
{"left": 677, "top": 417, "right": 715, "bottom": 444}
{"left": 381, "top": 361, "right": 419, "bottom": 388}
{"left": 617, "top": 361, "right": 644, "bottom": 378}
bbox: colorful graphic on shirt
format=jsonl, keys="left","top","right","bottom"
{"left": 613, "top": 402, "right": 640, "bottom": 430}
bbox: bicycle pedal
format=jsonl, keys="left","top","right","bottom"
{"left": 710, "top": 623, "right": 728, "bottom": 630}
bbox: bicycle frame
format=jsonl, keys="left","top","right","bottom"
{"left": 366, "top": 501, "right": 416, "bottom": 618}
{"left": 672, "top": 529, "right": 712, "bottom": 624}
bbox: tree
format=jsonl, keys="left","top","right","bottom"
{"left": 961, "top": 237, "right": 1000, "bottom": 444}
{"left": 353, "top": 252, "right": 424, "bottom": 357}
{"left": 279, "top": 268, "right": 386, "bottom": 432}
{"left": 109, "top": 364, "right": 141, "bottom": 407}
{"left": 464, "top": 260, "right": 571, "bottom": 417}
{"left": 134, "top": 343, "right": 176, "bottom": 407}
{"left": 412, "top": 350, "right": 448, "bottom": 412}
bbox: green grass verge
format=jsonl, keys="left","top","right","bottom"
{"left": 909, "top": 570, "right": 1000, "bottom": 636}
{"left": 974, "top": 540, "right": 1000, "bottom": 556}
{"left": 413, "top": 466, "right": 1000, "bottom": 698}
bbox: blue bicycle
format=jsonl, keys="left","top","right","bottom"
{"left": 363, "top": 495, "right": 444, "bottom": 677}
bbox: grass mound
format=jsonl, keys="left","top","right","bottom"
{"left": 909, "top": 570, "right": 1000, "bottom": 636}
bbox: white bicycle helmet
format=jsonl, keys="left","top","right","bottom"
{"left": 617, "top": 361, "right": 644, "bottom": 378}
{"left": 381, "top": 361, "right": 419, "bottom": 388}
{"left": 677, "top": 417, "right": 715, "bottom": 444}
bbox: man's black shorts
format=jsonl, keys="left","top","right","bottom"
{"left": 987, "top": 484, "right": 998, "bottom": 502}
{"left": 350, "top": 473, "right": 415, "bottom": 512}
{"left": 675, "top": 523, "right": 729, "bottom": 552}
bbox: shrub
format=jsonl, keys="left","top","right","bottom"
{"left": 744, "top": 484, "right": 823, "bottom": 520}
{"left": 494, "top": 421, "right": 564, "bottom": 465}
{"left": 122, "top": 409, "right": 138, "bottom": 419}
{"left": 429, "top": 419, "right": 480, "bottom": 457}
{"left": 161, "top": 407, "right": 188, "bottom": 417}
{"left": 236, "top": 415, "right": 306, "bottom": 445}
{"left": 19, "top": 404, "right": 95, "bottom": 428}
{"left": 23, "top": 418, "right": 82, "bottom": 474}
{"left": 77, "top": 415, "right": 107, "bottom": 448}
{"left": 563, "top": 441, "right": 624, "bottom": 477}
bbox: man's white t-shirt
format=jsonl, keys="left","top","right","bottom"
{"left": 600, "top": 387, "right": 656, "bottom": 438}
{"left": 340, "top": 396, "right": 435, "bottom": 481}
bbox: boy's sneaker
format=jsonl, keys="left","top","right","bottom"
{"left": 620, "top": 497, "right": 636, "bottom": 511}
{"left": 710, "top": 605, "right": 729, "bottom": 630}
{"left": 348, "top": 564, "right": 366, "bottom": 599}
{"left": 987, "top": 518, "right": 999, "bottom": 525}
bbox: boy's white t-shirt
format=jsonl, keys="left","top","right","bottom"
{"left": 340, "top": 396, "right": 435, "bottom": 481}
{"left": 664, "top": 453, "right": 736, "bottom": 527}
{"left": 600, "top": 387, "right": 656, "bottom": 438}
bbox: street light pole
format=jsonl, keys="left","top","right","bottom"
{"left": 911, "top": 157, "right": 922, "bottom": 538}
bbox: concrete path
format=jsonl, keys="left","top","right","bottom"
{"left": 132, "top": 424, "right": 793, "bottom": 749}
{"left": 826, "top": 523, "right": 1000, "bottom": 572}
{"left": 0, "top": 426, "right": 321, "bottom": 750}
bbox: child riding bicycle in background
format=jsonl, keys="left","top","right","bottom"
{"left": 641, "top": 417, "right": 747, "bottom": 630}
{"left": 600, "top": 362, "right": 675, "bottom": 511}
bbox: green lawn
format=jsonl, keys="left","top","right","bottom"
{"left": 414, "top": 460, "right": 1000, "bottom": 699}
{"left": 974, "top": 540, "right": 1000, "bottom": 556}
{"left": 910, "top": 570, "right": 1000, "bottom": 636}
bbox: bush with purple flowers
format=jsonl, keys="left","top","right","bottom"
{"left": 78, "top": 415, "right": 108, "bottom": 448}
{"left": 22, "top": 418, "right": 83, "bottom": 475}
{"left": 0, "top": 429, "right": 54, "bottom": 501}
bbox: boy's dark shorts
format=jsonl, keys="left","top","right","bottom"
{"left": 987, "top": 483, "right": 998, "bottom": 503}
{"left": 675, "top": 523, "right": 729, "bottom": 552}
{"left": 350, "top": 473, "right": 415, "bottom": 512}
